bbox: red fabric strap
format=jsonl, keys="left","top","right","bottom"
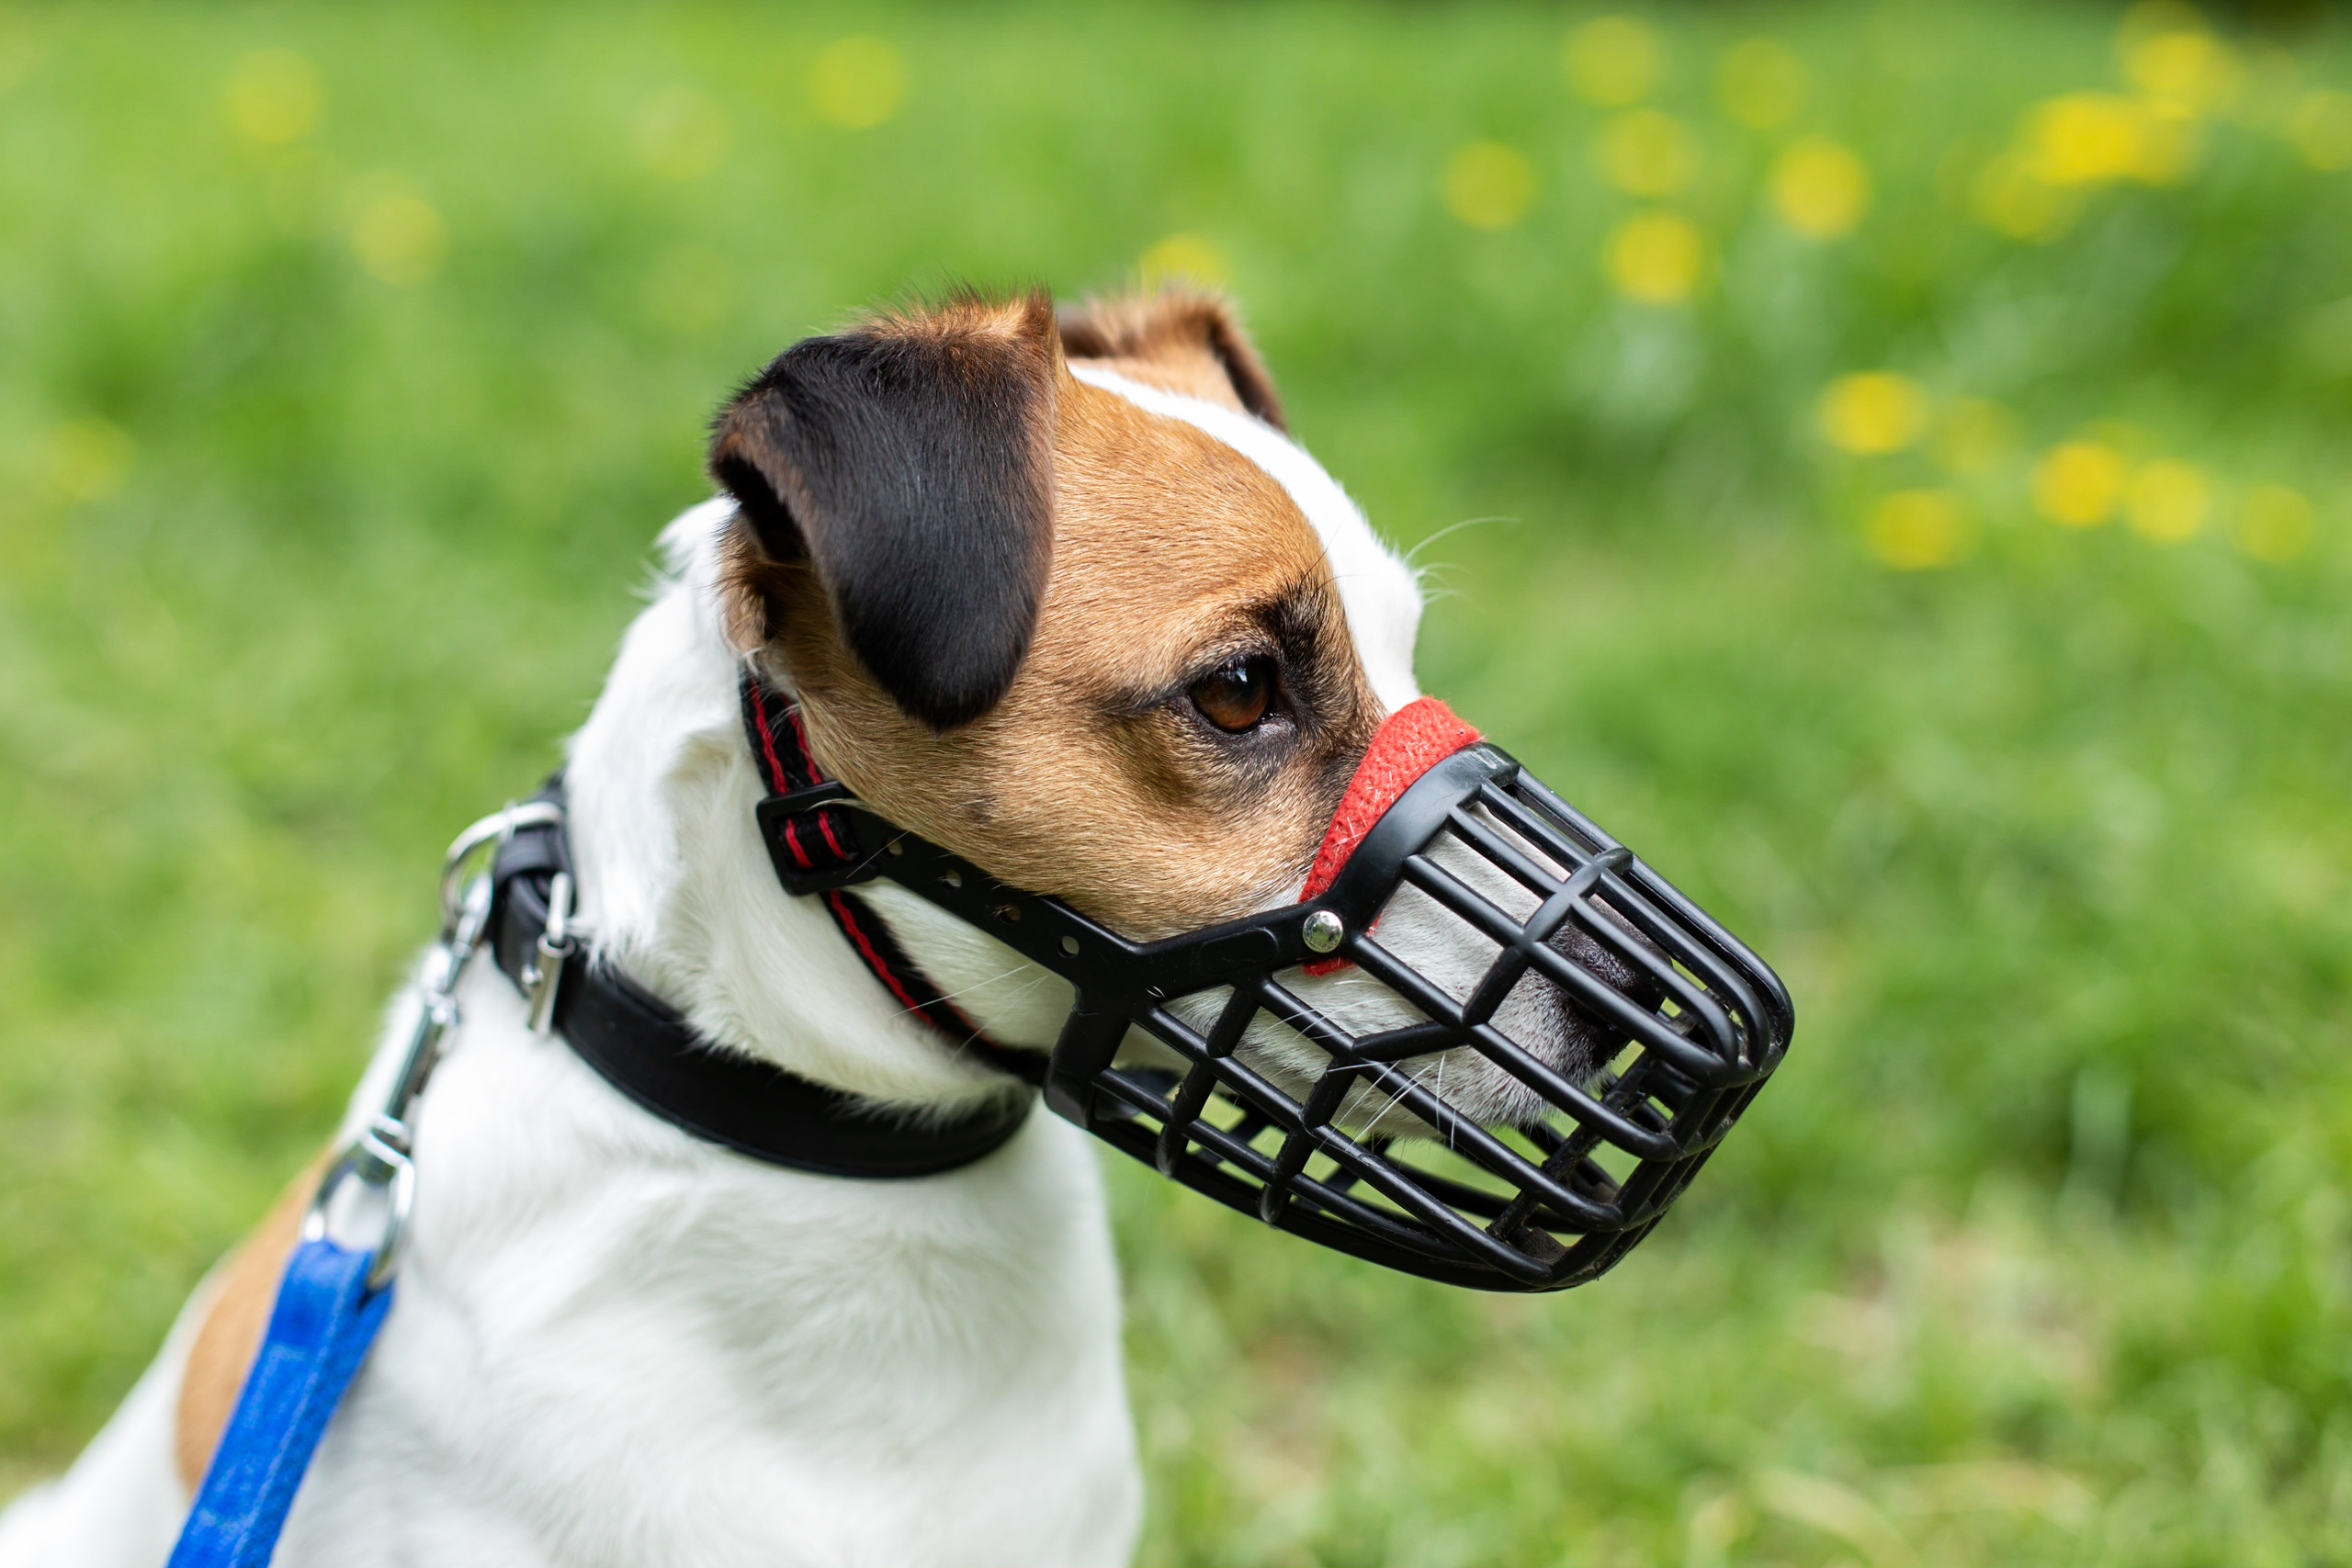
{"left": 1298, "top": 697, "right": 1480, "bottom": 976}
{"left": 1300, "top": 697, "right": 1481, "bottom": 901}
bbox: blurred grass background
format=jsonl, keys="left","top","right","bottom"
{"left": 2, "top": 1, "right": 2348, "bottom": 1562}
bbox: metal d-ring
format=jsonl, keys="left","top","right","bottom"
{"left": 302, "top": 1117, "right": 418, "bottom": 1293}
{"left": 439, "top": 800, "right": 564, "bottom": 931}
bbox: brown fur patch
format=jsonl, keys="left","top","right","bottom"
{"left": 1058, "top": 289, "right": 1286, "bottom": 430}
{"left": 749, "top": 349, "right": 1378, "bottom": 939}
{"left": 174, "top": 1154, "right": 329, "bottom": 1493}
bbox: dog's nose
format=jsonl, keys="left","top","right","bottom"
{"left": 1544, "top": 911, "right": 1667, "bottom": 1067}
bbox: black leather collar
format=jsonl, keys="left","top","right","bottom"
{"left": 487, "top": 782, "right": 1036, "bottom": 1179}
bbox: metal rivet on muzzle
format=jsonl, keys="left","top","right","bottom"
{"left": 1302, "top": 910, "right": 1345, "bottom": 953}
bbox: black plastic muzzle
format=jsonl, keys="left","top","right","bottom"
{"left": 775, "top": 730, "right": 1793, "bottom": 1293}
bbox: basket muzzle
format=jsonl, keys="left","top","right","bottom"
{"left": 767, "top": 698, "right": 1793, "bottom": 1292}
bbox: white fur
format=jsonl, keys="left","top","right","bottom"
{"left": 1065, "top": 365, "right": 1424, "bottom": 715}
{"left": 1, "top": 505, "right": 1136, "bottom": 1567}
{"left": 0, "top": 393, "right": 1499, "bottom": 1568}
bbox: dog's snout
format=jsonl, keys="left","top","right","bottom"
{"left": 1541, "top": 909, "right": 1666, "bottom": 1068}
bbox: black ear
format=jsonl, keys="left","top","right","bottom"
{"left": 708, "top": 291, "right": 1058, "bottom": 732}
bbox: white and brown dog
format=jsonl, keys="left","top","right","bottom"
{"left": 0, "top": 288, "right": 1577, "bottom": 1567}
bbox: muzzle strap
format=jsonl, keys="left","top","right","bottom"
{"left": 740, "top": 675, "right": 865, "bottom": 886}
{"left": 740, "top": 671, "right": 1042, "bottom": 1087}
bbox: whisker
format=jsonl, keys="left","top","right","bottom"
{"left": 923, "top": 960, "right": 1051, "bottom": 1008}
{"left": 1404, "top": 514, "right": 1518, "bottom": 569}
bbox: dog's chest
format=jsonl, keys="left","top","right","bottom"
{"left": 273, "top": 964, "right": 1139, "bottom": 1567}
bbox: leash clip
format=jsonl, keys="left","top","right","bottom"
{"left": 303, "top": 1117, "right": 415, "bottom": 1293}
{"left": 300, "top": 799, "right": 559, "bottom": 1293}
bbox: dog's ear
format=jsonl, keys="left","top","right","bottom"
{"left": 709, "top": 292, "right": 1058, "bottom": 732}
{"left": 1057, "top": 288, "right": 1286, "bottom": 433}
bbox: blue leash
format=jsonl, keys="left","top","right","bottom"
{"left": 166, "top": 805, "right": 537, "bottom": 1565}
{"left": 166, "top": 1241, "right": 394, "bottom": 1568}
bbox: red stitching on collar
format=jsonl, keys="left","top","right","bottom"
{"left": 782, "top": 703, "right": 822, "bottom": 782}
{"left": 748, "top": 675, "right": 790, "bottom": 795}
{"left": 740, "top": 670, "right": 1012, "bottom": 1064}
{"left": 827, "top": 891, "right": 938, "bottom": 1018}
{"left": 813, "top": 809, "right": 849, "bottom": 861}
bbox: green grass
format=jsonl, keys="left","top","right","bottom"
{"left": 4, "top": 2, "right": 2350, "bottom": 1562}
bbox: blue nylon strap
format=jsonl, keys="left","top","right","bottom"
{"left": 167, "top": 1238, "right": 394, "bottom": 1568}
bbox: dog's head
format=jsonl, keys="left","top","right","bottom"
{"left": 709, "top": 288, "right": 1414, "bottom": 938}
{"left": 707, "top": 288, "right": 1627, "bottom": 1123}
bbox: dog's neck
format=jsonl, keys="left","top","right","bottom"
{"left": 557, "top": 499, "right": 1030, "bottom": 1111}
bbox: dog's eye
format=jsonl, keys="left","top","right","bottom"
{"left": 1189, "top": 657, "right": 1276, "bottom": 733}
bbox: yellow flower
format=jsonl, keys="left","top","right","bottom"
{"left": 349, "top": 187, "right": 447, "bottom": 286}
{"left": 2031, "top": 442, "right": 2129, "bottom": 526}
{"left": 2234, "top": 485, "right": 2314, "bottom": 562}
{"left": 1442, "top": 142, "right": 1536, "bottom": 230}
{"left": 1865, "top": 490, "right": 1973, "bottom": 570}
{"left": 1929, "top": 398, "right": 2018, "bottom": 475}
{"left": 1715, "top": 39, "right": 1807, "bottom": 130}
{"left": 1595, "top": 110, "right": 1695, "bottom": 197}
{"left": 810, "top": 35, "right": 906, "bottom": 130}
{"left": 1140, "top": 233, "right": 1230, "bottom": 288}
{"left": 1604, "top": 212, "right": 1705, "bottom": 304}
{"left": 2027, "top": 94, "right": 2148, "bottom": 186}
{"left": 46, "top": 419, "right": 134, "bottom": 502}
{"left": 2290, "top": 92, "right": 2352, "bottom": 173}
{"left": 1770, "top": 138, "right": 1870, "bottom": 239}
{"left": 1818, "top": 373, "right": 1928, "bottom": 456}
{"left": 1564, "top": 17, "right": 1660, "bottom": 107}
{"left": 2124, "top": 459, "right": 2210, "bottom": 543}
{"left": 223, "top": 50, "right": 322, "bottom": 146}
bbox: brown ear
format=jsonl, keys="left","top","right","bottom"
{"left": 708, "top": 291, "right": 1058, "bottom": 732}
{"left": 1057, "top": 288, "right": 1286, "bottom": 432}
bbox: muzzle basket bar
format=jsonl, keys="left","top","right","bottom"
{"left": 769, "top": 732, "right": 1792, "bottom": 1293}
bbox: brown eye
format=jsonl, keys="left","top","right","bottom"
{"left": 1189, "top": 657, "right": 1275, "bottom": 733}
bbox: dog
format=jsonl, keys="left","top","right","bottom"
{"left": 0, "top": 287, "right": 1616, "bottom": 1566}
